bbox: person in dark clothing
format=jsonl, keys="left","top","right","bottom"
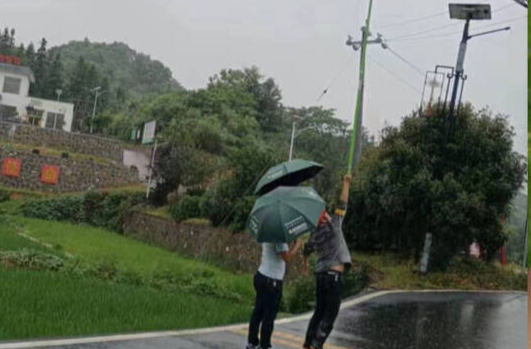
{"left": 302, "top": 174, "right": 352, "bottom": 349}
{"left": 246, "top": 240, "right": 302, "bottom": 349}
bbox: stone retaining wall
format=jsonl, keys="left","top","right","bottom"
{"left": 0, "top": 122, "right": 123, "bottom": 162}
{"left": 122, "top": 211, "right": 303, "bottom": 278}
{"left": 0, "top": 148, "right": 139, "bottom": 193}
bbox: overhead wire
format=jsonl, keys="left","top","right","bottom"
{"left": 385, "top": 47, "right": 425, "bottom": 77}
{"left": 315, "top": 57, "right": 356, "bottom": 102}
{"left": 367, "top": 53, "right": 423, "bottom": 95}
{"left": 372, "top": 0, "right": 508, "bottom": 29}
{"left": 387, "top": 14, "right": 526, "bottom": 43}
{"left": 384, "top": 2, "right": 517, "bottom": 42}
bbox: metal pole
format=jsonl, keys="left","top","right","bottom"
{"left": 289, "top": 120, "right": 296, "bottom": 161}
{"left": 347, "top": 0, "right": 374, "bottom": 173}
{"left": 90, "top": 90, "right": 99, "bottom": 134}
{"left": 420, "top": 72, "right": 429, "bottom": 115}
{"left": 523, "top": 218, "right": 528, "bottom": 269}
{"left": 146, "top": 139, "right": 158, "bottom": 199}
{"left": 446, "top": 18, "right": 470, "bottom": 142}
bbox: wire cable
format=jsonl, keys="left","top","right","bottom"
{"left": 384, "top": 3, "right": 517, "bottom": 42}
{"left": 316, "top": 57, "right": 356, "bottom": 102}
{"left": 373, "top": 11, "right": 448, "bottom": 29}
{"left": 372, "top": 0, "right": 508, "bottom": 29}
{"left": 387, "top": 14, "right": 526, "bottom": 43}
{"left": 385, "top": 47, "right": 425, "bottom": 77}
{"left": 367, "top": 54, "right": 423, "bottom": 95}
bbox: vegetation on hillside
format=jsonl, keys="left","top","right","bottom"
{"left": 0, "top": 28, "right": 181, "bottom": 132}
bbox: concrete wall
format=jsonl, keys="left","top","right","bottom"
{"left": 122, "top": 211, "right": 303, "bottom": 278}
{"left": 28, "top": 98, "right": 75, "bottom": 132}
{"left": 0, "top": 72, "right": 31, "bottom": 116}
{"left": 123, "top": 149, "right": 151, "bottom": 182}
{"left": 0, "top": 148, "right": 139, "bottom": 193}
{"left": 0, "top": 122, "right": 124, "bottom": 163}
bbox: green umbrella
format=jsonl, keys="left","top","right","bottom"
{"left": 247, "top": 186, "right": 325, "bottom": 243}
{"left": 254, "top": 159, "right": 324, "bottom": 196}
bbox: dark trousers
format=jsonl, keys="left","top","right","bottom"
{"left": 304, "top": 271, "right": 342, "bottom": 349}
{"left": 248, "top": 272, "right": 283, "bottom": 349}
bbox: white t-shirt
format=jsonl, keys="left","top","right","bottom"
{"left": 258, "top": 243, "right": 289, "bottom": 281}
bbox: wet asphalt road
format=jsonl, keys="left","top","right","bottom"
{"left": 2, "top": 291, "right": 526, "bottom": 349}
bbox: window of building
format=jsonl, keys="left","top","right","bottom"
{"left": 45, "top": 112, "right": 65, "bottom": 130}
{"left": 2, "top": 76, "right": 22, "bottom": 95}
{"left": 0, "top": 104, "right": 18, "bottom": 120}
{"left": 27, "top": 108, "right": 44, "bottom": 126}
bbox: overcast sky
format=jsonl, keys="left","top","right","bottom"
{"left": 1, "top": 0, "right": 527, "bottom": 155}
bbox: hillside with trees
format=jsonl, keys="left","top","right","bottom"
{"left": 0, "top": 27, "right": 182, "bottom": 131}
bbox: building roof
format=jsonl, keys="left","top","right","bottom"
{"left": 0, "top": 63, "right": 35, "bottom": 83}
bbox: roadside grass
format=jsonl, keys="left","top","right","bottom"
{"left": 12, "top": 217, "right": 254, "bottom": 300}
{"left": 0, "top": 268, "right": 251, "bottom": 340}
{"left": 355, "top": 252, "right": 527, "bottom": 291}
{"left": 0, "top": 222, "right": 60, "bottom": 254}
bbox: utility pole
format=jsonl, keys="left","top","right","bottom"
{"left": 523, "top": 218, "right": 528, "bottom": 269}
{"left": 346, "top": 0, "right": 384, "bottom": 172}
{"left": 90, "top": 86, "right": 103, "bottom": 134}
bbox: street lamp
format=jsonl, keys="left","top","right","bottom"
{"left": 289, "top": 116, "right": 319, "bottom": 161}
{"left": 446, "top": 3, "right": 510, "bottom": 141}
{"left": 89, "top": 86, "right": 105, "bottom": 134}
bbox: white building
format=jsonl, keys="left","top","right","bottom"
{"left": 0, "top": 61, "right": 75, "bottom": 132}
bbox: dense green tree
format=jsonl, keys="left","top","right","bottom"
{"left": 23, "top": 43, "right": 35, "bottom": 67}
{"left": 344, "top": 104, "right": 526, "bottom": 270}
{"left": 30, "top": 38, "right": 49, "bottom": 97}
{"left": 151, "top": 142, "right": 215, "bottom": 206}
{"left": 208, "top": 67, "right": 283, "bottom": 132}
{"left": 44, "top": 53, "right": 64, "bottom": 100}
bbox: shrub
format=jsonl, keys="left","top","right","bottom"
{"left": 170, "top": 196, "right": 202, "bottom": 222}
{"left": 201, "top": 179, "right": 237, "bottom": 226}
{"left": 21, "top": 191, "right": 146, "bottom": 232}
{"left": 31, "top": 149, "right": 40, "bottom": 155}
{"left": 21, "top": 196, "right": 84, "bottom": 222}
{"left": 0, "top": 249, "right": 65, "bottom": 271}
{"left": 229, "top": 196, "right": 256, "bottom": 232}
{"left": 61, "top": 152, "right": 70, "bottom": 159}
{"left": 0, "top": 188, "right": 10, "bottom": 203}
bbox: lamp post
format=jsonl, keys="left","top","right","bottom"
{"left": 446, "top": 3, "right": 509, "bottom": 142}
{"left": 288, "top": 117, "right": 319, "bottom": 161}
{"left": 89, "top": 86, "right": 104, "bottom": 134}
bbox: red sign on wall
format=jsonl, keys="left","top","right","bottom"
{"left": 0, "top": 55, "right": 20, "bottom": 65}
{"left": 40, "top": 165, "right": 60, "bottom": 185}
{"left": 2, "top": 158, "right": 21, "bottom": 178}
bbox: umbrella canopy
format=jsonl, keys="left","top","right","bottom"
{"left": 254, "top": 159, "right": 324, "bottom": 196}
{"left": 247, "top": 186, "right": 326, "bottom": 243}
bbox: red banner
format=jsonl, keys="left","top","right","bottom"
{"left": 40, "top": 165, "right": 60, "bottom": 185}
{"left": 2, "top": 158, "right": 21, "bottom": 178}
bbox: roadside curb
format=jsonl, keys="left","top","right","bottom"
{"left": 0, "top": 289, "right": 525, "bottom": 349}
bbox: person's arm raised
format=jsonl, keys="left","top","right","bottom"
{"left": 279, "top": 239, "right": 303, "bottom": 263}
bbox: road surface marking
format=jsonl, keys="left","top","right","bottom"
{"left": 231, "top": 328, "right": 351, "bottom": 349}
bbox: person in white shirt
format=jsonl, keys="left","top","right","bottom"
{"left": 245, "top": 239, "right": 302, "bottom": 349}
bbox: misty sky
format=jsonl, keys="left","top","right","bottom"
{"left": 1, "top": 0, "right": 527, "bottom": 155}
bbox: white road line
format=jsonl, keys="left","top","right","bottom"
{"left": 0, "top": 289, "right": 524, "bottom": 349}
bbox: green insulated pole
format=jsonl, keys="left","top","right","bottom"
{"left": 347, "top": 0, "right": 374, "bottom": 173}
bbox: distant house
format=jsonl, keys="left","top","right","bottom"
{"left": 0, "top": 56, "right": 75, "bottom": 132}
